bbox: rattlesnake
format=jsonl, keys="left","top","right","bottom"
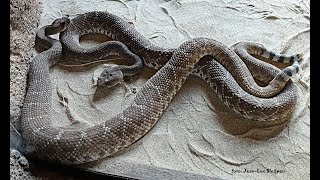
{"left": 20, "top": 11, "right": 301, "bottom": 164}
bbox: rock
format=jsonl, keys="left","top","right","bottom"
{"left": 10, "top": 149, "right": 35, "bottom": 179}
{"left": 10, "top": 0, "right": 41, "bottom": 128}
{"left": 10, "top": 0, "right": 41, "bottom": 179}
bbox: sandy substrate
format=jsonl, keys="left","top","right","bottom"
{"left": 36, "top": 0, "right": 310, "bottom": 179}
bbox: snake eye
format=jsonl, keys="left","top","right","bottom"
{"left": 60, "top": 22, "right": 66, "bottom": 27}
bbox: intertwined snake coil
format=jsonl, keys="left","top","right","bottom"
{"left": 20, "top": 11, "right": 301, "bottom": 164}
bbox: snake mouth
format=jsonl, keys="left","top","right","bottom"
{"left": 96, "top": 77, "right": 119, "bottom": 88}
{"left": 96, "top": 77, "right": 107, "bottom": 87}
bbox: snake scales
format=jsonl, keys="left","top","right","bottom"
{"left": 21, "top": 11, "right": 301, "bottom": 164}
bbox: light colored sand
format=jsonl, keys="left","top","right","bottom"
{"left": 38, "top": 0, "right": 310, "bottom": 179}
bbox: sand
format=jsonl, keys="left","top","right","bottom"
{"left": 36, "top": 0, "right": 310, "bottom": 179}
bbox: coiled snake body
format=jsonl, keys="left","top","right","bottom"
{"left": 21, "top": 11, "right": 301, "bottom": 164}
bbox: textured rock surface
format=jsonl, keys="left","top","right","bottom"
{"left": 10, "top": 0, "right": 40, "bottom": 179}
{"left": 10, "top": 0, "right": 41, "bottom": 128}
{"left": 10, "top": 149, "right": 33, "bottom": 180}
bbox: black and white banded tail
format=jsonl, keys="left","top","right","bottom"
{"left": 232, "top": 42, "right": 302, "bottom": 82}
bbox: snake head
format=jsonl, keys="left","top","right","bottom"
{"left": 95, "top": 64, "right": 124, "bottom": 88}
{"left": 51, "top": 17, "right": 71, "bottom": 32}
